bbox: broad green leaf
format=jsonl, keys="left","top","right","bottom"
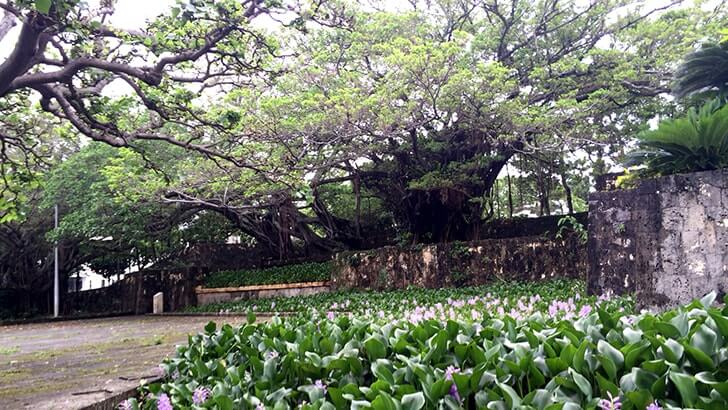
{"left": 401, "top": 392, "right": 425, "bottom": 410}
{"left": 35, "top": 0, "right": 51, "bottom": 13}
{"left": 669, "top": 371, "right": 698, "bottom": 407}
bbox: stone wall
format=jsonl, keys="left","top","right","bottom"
{"left": 331, "top": 235, "right": 586, "bottom": 290}
{"left": 588, "top": 169, "right": 728, "bottom": 309}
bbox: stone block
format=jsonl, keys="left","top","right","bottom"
{"left": 153, "top": 292, "right": 163, "bottom": 314}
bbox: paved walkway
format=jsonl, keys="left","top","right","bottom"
{"left": 0, "top": 315, "right": 245, "bottom": 409}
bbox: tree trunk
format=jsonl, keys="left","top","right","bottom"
{"left": 561, "top": 171, "right": 574, "bottom": 214}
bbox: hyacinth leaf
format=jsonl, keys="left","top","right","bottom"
{"left": 597, "top": 340, "right": 624, "bottom": 369}
{"left": 691, "top": 323, "right": 719, "bottom": 356}
{"left": 626, "top": 389, "right": 653, "bottom": 409}
{"left": 365, "top": 336, "right": 388, "bottom": 361}
{"left": 371, "top": 391, "right": 398, "bottom": 410}
{"left": 401, "top": 392, "right": 425, "bottom": 410}
{"left": 683, "top": 343, "right": 716, "bottom": 371}
{"left": 709, "top": 311, "right": 728, "bottom": 338}
{"left": 569, "top": 367, "right": 592, "bottom": 399}
{"left": 572, "top": 340, "right": 589, "bottom": 375}
{"left": 497, "top": 382, "right": 522, "bottom": 409}
{"left": 596, "top": 372, "right": 619, "bottom": 397}
{"left": 700, "top": 292, "right": 718, "bottom": 308}
{"left": 661, "top": 338, "right": 684, "bottom": 363}
{"left": 669, "top": 371, "right": 698, "bottom": 407}
{"left": 214, "top": 396, "right": 234, "bottom": 410}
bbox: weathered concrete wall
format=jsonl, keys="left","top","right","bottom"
{"left": 196, "top": 282, "right": 330, "bottom": 306}
{"left": 332, "top": 235, "right": 586, "bottom": 290}
{"left": 588, "top": 169, "right": 728, "bottom": 309}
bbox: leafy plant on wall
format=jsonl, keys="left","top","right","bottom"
{"left": 626, "top": 99, "right": 728, "bottom": 176}
{"left": 626, "top": 33, "right": 728, "bottom": 177}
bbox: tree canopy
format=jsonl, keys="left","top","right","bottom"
{"left": 1, "top": 0, "right": 725, "bottom": 296}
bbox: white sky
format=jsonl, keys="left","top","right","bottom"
{"left": 0, "top": 0, "right": 173, "bottom": 58}
{"left": 0, "top": 0, "right": 697, "bottom": 58}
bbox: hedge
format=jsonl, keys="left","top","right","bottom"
{"left": 203, "top": 261, "right": 332, "bottom": 288}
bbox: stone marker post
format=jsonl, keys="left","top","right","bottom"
{"left": 153, "top": 292, "right": 164, "bottom": 314}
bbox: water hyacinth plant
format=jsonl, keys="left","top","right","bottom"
{"left": 128, "top": 283, "right": 728, "bottom": 409}
{"left": 186, "top": 280, "right": 631, "bottom": 325}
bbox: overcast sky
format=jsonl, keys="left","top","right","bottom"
{"left": 0, "top": 0, "right": 698, "bottom": 59}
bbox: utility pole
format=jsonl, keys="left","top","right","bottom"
{"left": 53, "top": 204, "right": 59, "bottom": 318}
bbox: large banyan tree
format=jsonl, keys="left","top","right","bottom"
{"left": 163, "top": 0, "right": 705, "bottom": 249}
{"left": 1, "top": 0, "right": 723, "bottom": 263}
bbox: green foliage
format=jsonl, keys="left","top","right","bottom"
{"left": 138, "top": 284, "right": 728, "bottom": 409}
{"left": 187, "top": 279, "right": 614, "bottom": 317}
{"left": 203, "top": 261, "right": 332, "bottom": 288}
{"left": 34, "top": 0, "right": 51, "bottom": 14}
{"left": 556, "top": 216, "right": 588, "bottom": 244}
{"left": 673, "top": 42, "right": 728, "bottom": 99}
{"left": 626, "top": 99, "right": 728, "bottom": 176}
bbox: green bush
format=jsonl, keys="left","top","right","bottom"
{"left": 203, "top": 261, "right": 332, "bottom": 288}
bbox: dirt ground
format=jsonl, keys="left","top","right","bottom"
{"left": 0, "top": 315, "right": 245, "bottom": 409}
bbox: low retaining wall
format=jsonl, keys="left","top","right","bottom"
{"left": 588, "top": 169, "right": 728, "bottom": 309}
{"left": 195, "top": 281, "right": 330, "bottom": 306}
{"left": 331, "top": 235, "right": 586, "bottom": 290}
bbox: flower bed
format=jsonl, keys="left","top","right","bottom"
{"left": 203, "top": 261, "right": 332, "bottom": 288}
{"left": 124, "top": 281, "right": 728, "bottom": 410}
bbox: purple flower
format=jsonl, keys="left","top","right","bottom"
{"left": 265, "top": 351, "right": 279, "bottom": 360}
{"left": 326, "top": 311, "right": 335, "bottom": 321}
{"left": 598, "top": 392, "right": 622, "bottom": 410}
{"left": 646, "top": 401, "right": 661, "bottom": 410}
{"left": 157, "top": 393, "right": 173, "bottom": 410}
{"left": 314, "top": 379, "right": 327, "bottom": 395}
{"left": 118, "top": 400, "right": 133, "bottom": 410}
{"left": 579, "top": 305, "right": 592, "bottom": 317}
{"left": 548, "top": 304, "right": 558, "bottom": 317}
{"left": 449, "top": 382, "right": 461, "bottom": 402}
{"left": 444, "top": 365, "right": 460, "bottom": 380}
{"left": 256, "top": 403, "right": 265, "bottom": 410}
{"left": 192, "top": 386, "right": 210, "bottom": 405}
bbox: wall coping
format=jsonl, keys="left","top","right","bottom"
{"left": 335, "top": 234, "right": 577, "bottom": 258}
{"left": 590, "top": 168, "right": 728, "bottom": 200}
{"left": 196, "top": 281, "right": 329, "bottom": 294}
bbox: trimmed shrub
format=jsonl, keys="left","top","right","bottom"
{"left": 203, "top": 261, "right": 332, "bottom": 288}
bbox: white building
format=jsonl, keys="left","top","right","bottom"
{"left": 67, "top": 265, "right": 125, "bottom": 292}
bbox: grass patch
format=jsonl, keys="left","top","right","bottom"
{"left": 0, "top": 346, "right": 19, "bottom": 355}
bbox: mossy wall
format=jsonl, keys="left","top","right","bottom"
{"left": 331, "top": 235, "right": 586, "bottom": 290}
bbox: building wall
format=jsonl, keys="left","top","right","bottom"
{"left": 588, "top": 169, "right": 728, "bottom": 310}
